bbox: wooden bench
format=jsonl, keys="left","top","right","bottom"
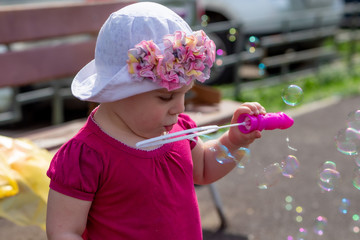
{"left": 0, "top": 0, "right": 136, "bottom": 125}
{"left": 0, "top": 1, "right": 243, "bottom": 231}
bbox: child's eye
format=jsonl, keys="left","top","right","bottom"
{"left": 159, "top": 95, "right": 173, "bottom": 101}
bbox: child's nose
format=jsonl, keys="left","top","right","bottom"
{"left": 169, "top": 98, "right": 185, "bottom": 115}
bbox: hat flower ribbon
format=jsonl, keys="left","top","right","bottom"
{"left": 127, "top": 30, "right": 216, "bottom": 90}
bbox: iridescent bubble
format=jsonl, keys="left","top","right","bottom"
{"left": 347, "top": 110, "right": 360, "bottom": 130}
{"left": 246, "top": 35, "right": 259, "bottom": 53}
{"left": 295, "top": 215, "right": 303, "bottom": 223}
{"left": 353, "top": 168, "right": 360, "bottom": 190}
{"left": 339, "top": 198, "right": 350, "bottom": 214}
{"left": 335, "top": 128, "right": 358, "bottom": 156}
{"left": 319, "top": 168, "right": 341, "bottom": 183}
{"left": 296, "top": 228, "right": 308, "bottom": 240}
{"left": 350, "top": 215, "right": 360, "bottom": 234}
{"left": 296, "top": 206, "right": 303, "bottom": 213}
{"left": 232, "top": 147, "right": 250, "bottom": 169}
{"left": 258, "top": 63, "right": 266, "bottom": 76}
{"left": 318, "top": 180, "right": 336, "bottom": 192}
{"left": 281, "top": 155, "right": 300, "bottom": 178}
{"left": 286, "top": 137, "right": 298, "bottom": 151}
{"left": 285, "top": 203, "right": 293, "bottom": 211}
{"left": 320, "top": 161, "right": 337, "bottom": 171}
{"left": 346, "top": 128, "right": 360, "bottom": 141}
{"left": 285, "top": 195, "right": 293, "bottom": 203}
{"left": 209, "top": 144, "right": 235, "bottom": 164}
{"left": 256, "top": 163, "right": 283, "bottom": 189}
{"left": 201, "top": 14, "right": 209, "bottom": 27}
{"left": 354, "top": 156, "right": 360, "bottom": 167}
{"left": 350, "top": 213, "right": 360, "bottom": 234}
{"left": 318, "top": 167, "right": 340, "bottom": 192}
{"left": 215, "top": 58, "right": 223, "bottom": 67}
{"left": 352, "top": 226, "right": 360, "bottom": 234}
{"left": 227, "top": 28, "right": 237, "bottom": 42}
{"left": 282, "top": 85, "right": 303, "bottom": 106}
{"left": 285, "top": 195, "right": 293, "bottom": 211}
{"left": 313, "top": 216, "right": 328, "bottom": 236}
{"left": 216, "top": 48, "right": 224, "bottom": 56}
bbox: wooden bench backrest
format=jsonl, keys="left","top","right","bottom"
{"left": 0, "top": 1, "right": 135, "bottom": 88}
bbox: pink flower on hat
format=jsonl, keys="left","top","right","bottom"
{"left": 127, "top": 30, "right": 216, "bottom": 90}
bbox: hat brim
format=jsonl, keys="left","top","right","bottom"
{"left": 71, "top": 59, "right": 163, "bottom": 103}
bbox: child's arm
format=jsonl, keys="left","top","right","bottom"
{"left": 192, "top": 102, "right": 265, "bottom": 185}
{"left": 46, "top": 189, "right": 92, "bottom": 240}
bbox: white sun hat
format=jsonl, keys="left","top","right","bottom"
{"left": 71, "top": 2, "right": 215, "bottom": 103}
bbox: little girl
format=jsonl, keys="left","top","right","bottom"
{"left": 46, "top": 2, "right": 265, "bottom": 240}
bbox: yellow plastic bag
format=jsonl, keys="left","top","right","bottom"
{"left": 0, "top": 135, "right": 53, "bottom": 231}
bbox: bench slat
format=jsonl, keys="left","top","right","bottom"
{"left": 0, "top": 1, "right": 136, "bottom": 43}
{"left": 0, "top": 40, "right": 96, "bottom": 87}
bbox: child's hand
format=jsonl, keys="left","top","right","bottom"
{"left": 227, "top": 102, "right": 266, "bottom": 148}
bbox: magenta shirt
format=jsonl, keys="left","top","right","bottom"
{"left": 47, "top": 113, "right": 202, "bottom": 240}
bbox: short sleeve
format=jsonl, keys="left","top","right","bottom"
{"left": 47, "top": 139, "right": 103, "bottom": 201}
{"left": 177, "top": 113, "right": 198, "bottom": 149}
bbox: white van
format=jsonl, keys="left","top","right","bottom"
{"left": 201, "top": 0, "right": 344, "bottom": 36}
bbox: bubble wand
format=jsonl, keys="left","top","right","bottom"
{"left": 136, "top": 112, "right": 294, "bottom": 149}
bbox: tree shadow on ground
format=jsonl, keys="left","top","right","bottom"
{"left": 203, "top": 229, "right": 248, "bottom": 240}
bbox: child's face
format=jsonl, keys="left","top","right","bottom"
{"left": 110, "top": 82, "right": 194, "bottom": 139}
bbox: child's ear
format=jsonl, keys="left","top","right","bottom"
{"left": 87, "top": 102, "right": 99, "bottom": 116}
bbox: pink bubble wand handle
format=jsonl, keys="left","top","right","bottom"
{"left": 237, "top": 112, "right": 294, "bottom": 134}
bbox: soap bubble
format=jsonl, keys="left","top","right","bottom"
{"left": 339, "top": 198, "right": 350, "bottom": 214}
{"left": 318, "top": 162, "right": 340, "bottom": 192}
{"left": 209, "top": 144, "right": 235, "bottom": 164}
{"left": 354, "top": 156, "right": 360, "bottom": 167}
{"left": 319, "top": 168, "right": 341, "bottom": 183}
{"left": 347, "top": 110, "right": 360, "bottom": 130}
{"left": 351, "top": 214, "right": 360, "bottom": 234}
{"left": 227, "top": 27, "right": 237, "bottom": 42}
{"left": 295, "top": 215, "right": 303, "bottom": 223}
{"left": 200, "top": 14, "right": 209, "bottom": 27}
{"left": 216, "top": 48, "right": 224, "bottom": 57}
{"left": 353, "top": 168, "right": 360, "bottom": 190}
{"left": 210, "top": 143, "right": 251, "bottom": 168}
{"left": 318, "top": 180, "right": 337, "bottom": 192}
{"left": 286, "top": 137, "right": 298, "bottom": 151}
{"left": 246, "top": 35, "right": 260, "bottom": 53}
{"left": 296, "top": 227, "right": 308, "bottom": 240}
{"left": 258, "top": 62, "right": 266, "bottom": 76}
{"left": 320, "top": 161, "right": 337, "bottom": 171}
{"left": 345, "top": 128, "right": 360, "bottom": 141}
{"left": 284, "top": 195, "right": 293, "bottom": 211}
{"left": 281, "top": 155, "right": 300, "bottom": 178}
{"left": 335, "top": 128, "right": 358, "bottom": 156}
{"left": 282, "top": 85, "right": 303, "bottom": 106}
{"left": 296, "top": 206, "right": 304, "bottom": 214}
{"left": 352, "top": 226, "right": 360, "bottom": 234}
{"left": 215, "top": 48, "right": 225, "bottom": 67}
{"left": 256, "top": 163, "right": 283, "bottom": 189}
{"left": 313, "top": 216, "right": 328, "bottom": 236}
{"left": 232, "top": 147, "right": 251, "bottom": 169}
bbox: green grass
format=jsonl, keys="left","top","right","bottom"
{"left": 215, "top": 62, "right": 360, "bottom": 113}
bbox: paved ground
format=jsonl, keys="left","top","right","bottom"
{"left": 198, "top": 95, "right": 360, "bottom": 240}
{"left": 1, "top": 95, "right": 360, "bottom": 239}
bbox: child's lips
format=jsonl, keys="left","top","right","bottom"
{"left": 164, "top": 124, "right": 174, "bottom": 132}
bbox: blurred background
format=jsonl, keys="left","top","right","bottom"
{"left": 0, "top": 0, "right": 352, "bottom": 129}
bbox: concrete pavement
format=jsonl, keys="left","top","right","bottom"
{"left": 198, "top": 95, "right": 360, "bottom": 240}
